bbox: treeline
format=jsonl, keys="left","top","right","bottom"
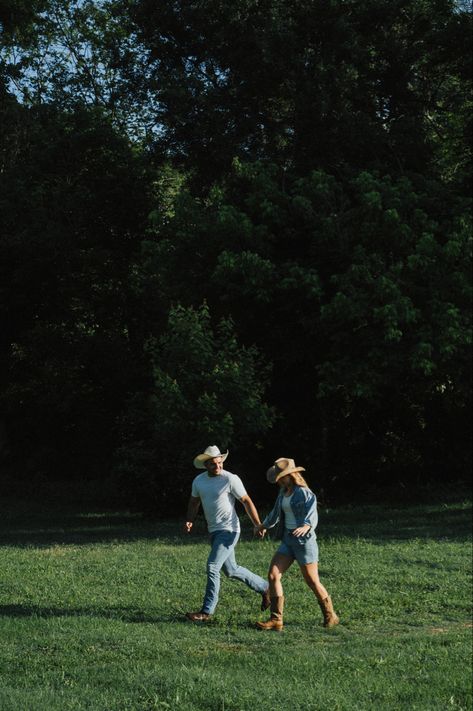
{"left": 0, "top": 0, "right": 471, "bottom": 507}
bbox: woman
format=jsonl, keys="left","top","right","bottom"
{"left": 254, "top": 457, "right": 339, "bottom": 631}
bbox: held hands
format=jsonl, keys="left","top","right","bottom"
{"left": 253, "top": 523, "right": 266, "bottom": 538}
{"left": 292, "top": 524, "right": 311, "bottom": 537}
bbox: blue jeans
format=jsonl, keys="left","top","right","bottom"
{"left": 202, "top": 530, "right": 268, "bottom": 614}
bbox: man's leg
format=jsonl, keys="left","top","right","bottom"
{"left": 222, "top": 533, "right": 268, "bottom": 594}
{"left": 200, "top": 530, "right": 240, "bottom": 615}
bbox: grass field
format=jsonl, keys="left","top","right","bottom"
{"left": 0, "top": 498, "right": 471, "bottom": 710}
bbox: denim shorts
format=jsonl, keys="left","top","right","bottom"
{"left": 276, "top": 529, "right": 319, "bottom": 565}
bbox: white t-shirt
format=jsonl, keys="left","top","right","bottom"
{"left": 282, "top": 493, "right": 297, "bottom": 529}
{"left": 191, "top": 470, "right": 247, "bottom": 533}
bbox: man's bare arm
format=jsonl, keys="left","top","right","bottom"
{"left": 184, "top": 496, "right": 200, "bottom": 533}
{"left": 240, "top": 494, "right": 263, "bottom": 528}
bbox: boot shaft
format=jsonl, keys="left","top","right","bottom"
{"left": 318, "top": 595, "right": 339, "bottom": 628}
{"left": 270, "top": 595, "right": 284, "bottom": 621}
{"left": 256, "top": 596, "right": 284, "bottom": 631}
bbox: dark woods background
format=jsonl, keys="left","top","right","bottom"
{"left": 0, "top": 0, "right": 471, "bottom": 511}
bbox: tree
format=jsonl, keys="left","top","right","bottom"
{"left": 115, "top": 303, "right": 274, "bottom": 506}
{"left": 3, "top": 1, "right": 470, "bottom": 189}
{"left": 134, "top": 160, "right": 471, "bottom": 492}
{"left": 119, "top": 0, "right": 472, "bottom": 189}
{"left": 0, "top": 0, "right": 470, "bottom": 502}
{"left": 0, "top": 0, "right": 159, "bottom": 140}
{"left": 0, "top": 102, "right": 152, "bottom": 479}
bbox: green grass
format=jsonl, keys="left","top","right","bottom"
{"left": 0, "top": 499, "right": 471, "bottom": 710}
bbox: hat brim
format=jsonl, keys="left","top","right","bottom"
{"left": 193, "top": 451, "right": 229, "bottom": 469}
{"left": 275, "top": 466, "right": 305, "bottom": 482}
{"left": 266, "top": 464, "right": 305, "bottom": 483}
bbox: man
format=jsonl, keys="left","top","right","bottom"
{"left": 184, "top": 445, "right": 270, "bottom": 621}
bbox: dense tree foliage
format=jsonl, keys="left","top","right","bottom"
{"left": 116, "top": 303, "right": 274, "bottom": 504}
{"left": 0, "top": 100, "right": 151, "bottom": 481}
{"left": 0, "top": 0, "right": 470, "bottom": 506}
{"left": 124, "top": 0, "right": 472, "bottom": 191}
{"left": 136, "top": 162, "right": 471, "bottom": 492}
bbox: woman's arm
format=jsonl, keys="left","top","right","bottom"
{"left": 292, "top": 488, "right": 318, "bottom": 531}
{"left": 262, "top": 494, "right": 282, "bottom": 530}
{"left": 302, "top": 490, "right": 317, "bottom": 527}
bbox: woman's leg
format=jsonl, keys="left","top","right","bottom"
{"left": 298, "top": 562, "right": 329, "bottom": 602}
{"left": 256, "top": 553, "right": 293, "bottom": 630}
{"left": 299, "top": 562, "right": 339, "bottom": 627}
{"left": 268, "top": 553, "right": 294, "bottom": 596}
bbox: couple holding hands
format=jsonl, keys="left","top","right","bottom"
{"left": 184, "top": 446, "right": 339, "bottom": 631}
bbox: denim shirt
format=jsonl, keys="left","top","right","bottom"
{"left": 262, "top": 485, "right": 318, "bottom": 543}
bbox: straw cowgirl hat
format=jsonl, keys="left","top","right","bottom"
{"left": 266, "top": 457, "right": 305, "bottom": 483}
{"left": 193, "top": 445, "right": 229, "bottom": 469}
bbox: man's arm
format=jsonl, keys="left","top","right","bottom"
{"left": 184, "top": 496, "right": 201, "bottom": 533}
{"left": 240, "top": 494, "right": 265, "bottom": 536}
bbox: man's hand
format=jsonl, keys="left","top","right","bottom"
{"left": 292, "top": 524, "right": 310, "bottom": 537}
{"left": 240, "top": 494, "right": 265, "bottom": 533}
{"left": 254, "top": 523, "right": 266, "bottom": 538}
{"left": 184, "top": 496, "right": 200, "bottom": 534}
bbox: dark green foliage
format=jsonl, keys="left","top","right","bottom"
{"left": 0, "top": 102, "right": 151, "bottom": 479}
{"left": 115, "top": 303, "right": 274, "bottom": 506}
{"left": 118, "top": 0, "right": 472, "bottom": 190}
{"left": 0, "top": 0, "right": 471, "bottom": 504}
{"left": 134, "top": 161, "right": 471, "bottom": 492}
{"left": 0, "top": 0, "right": 46, "bottom": 37}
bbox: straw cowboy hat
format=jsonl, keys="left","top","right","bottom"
{"left": 193, "top": 445, "right": 229, "bottom": 469}
{"left": 266, "top": 457, "right": 305, "bottom": 483}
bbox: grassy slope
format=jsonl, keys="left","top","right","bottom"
{"left": 0, "top": 500, "right": 471, "bottom": 711}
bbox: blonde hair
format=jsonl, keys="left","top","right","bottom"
{"left": 286, "top": 471, "right": 310, "bottom": 489}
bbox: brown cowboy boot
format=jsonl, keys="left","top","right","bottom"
{"left": 256, "top": 596, "right": 284, "bottom": 631}
{"left": 318, "top": 595, "right": 339, "bottom": 628}
{"left": 261, "top": 587, "right": 271, "bottom": 611}
{"left": 185, "top": 611, "right": 212, "bottom": 622}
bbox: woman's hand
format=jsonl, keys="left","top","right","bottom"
{"left": 292, "top": 524, "right": 310, "bottom": 537}
{"left": 254, "top": 523, "right": 266, "bottom": 538}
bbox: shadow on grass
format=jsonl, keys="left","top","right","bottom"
{"left": 0, "top": 603, "right": 188, "bottom": 625}
{"left": 0, "top": 500, "right": 471, "bottom": 547}
{"left": 0, "top": 506, "right": 209, "bottom": 547}
{"left": 319, "top": 501, "right": 472, "bottom": 543}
